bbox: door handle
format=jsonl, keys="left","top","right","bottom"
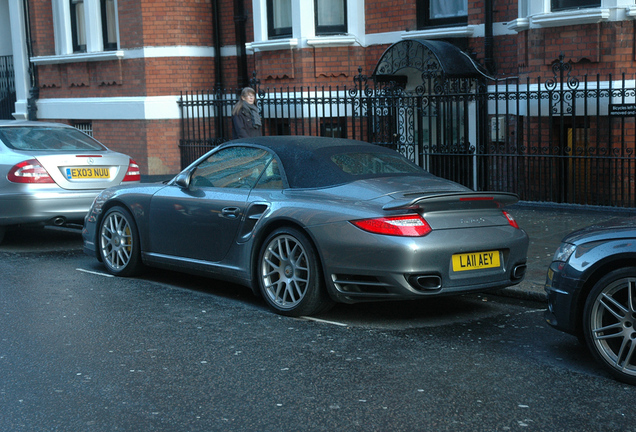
{"left": 221, "top": 207, "right": 241, "bottom": 219}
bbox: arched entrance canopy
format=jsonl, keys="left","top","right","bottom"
{"left": 372, "top": 39, "right": 488, "bottom": 80}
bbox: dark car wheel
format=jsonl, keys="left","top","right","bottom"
{"left": 583, "top": 267, "right": 636, "bottom": 385}
{"left": 258, "top": 227, "right": 331, "bottom": 317}
{"left": 99, "top": 206, "right": 142, "bottom": 277}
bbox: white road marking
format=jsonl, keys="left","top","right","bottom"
{"left": 76, "top": 268, "right": 114, "bottom": 278}
{"left": 299, "top": 316, "right": 349, "bottom": 327}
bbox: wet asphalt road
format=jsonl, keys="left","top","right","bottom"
{"left": 1, "top": 227, "right": 635, "bottom": 431}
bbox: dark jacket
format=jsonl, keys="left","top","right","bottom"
{"left": 232, "top": 107, "right": 262, "bottom": 139}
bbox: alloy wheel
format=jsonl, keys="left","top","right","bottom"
{"left": 100, "top": 210, "right": 134, "bottom": 272}
{"left": 261, "top": 234, "right": 310, "bottom": 310}
{"left": 588, "top": 276, "right": 636, "bottom": 381}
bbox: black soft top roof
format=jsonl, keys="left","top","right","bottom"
{"left": 221, "top": 136, "right": 428, "bottom": 189}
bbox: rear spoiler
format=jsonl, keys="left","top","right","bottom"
{"left": 382, "top": 192, "right": 519, "bottom": 212}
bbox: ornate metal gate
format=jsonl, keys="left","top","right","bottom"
{"left": 179, "top": 55, "right": 636, "bottom": 207}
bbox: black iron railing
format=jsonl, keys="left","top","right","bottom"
{"left": 0, "top": 55, "right": 16, "bottom": 120}
{"left": 179, "top": 58, "right": 636, "bottom": 208}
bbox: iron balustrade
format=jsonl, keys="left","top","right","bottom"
{"left": 0, "top": 55, "right": 17, "bottom": 120}
{"left": 179, "top": 59, "right": 636, "bottom": 208}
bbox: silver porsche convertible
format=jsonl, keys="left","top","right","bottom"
{"left": 83, "top": 136, "right": 529, "bottom": 316}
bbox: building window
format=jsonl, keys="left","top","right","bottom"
{"left": 53, "top": 0, "right": 118, "bottom": 55}
{"left": 101, "top": 0, "right": 117, "bottom": 51}
{"left": 551, "top": 0, "right": 600, "bottom": 11}
{"left": 315, "top": 0, "right": 347, "bottom": 35}
{"left": 267, "top": 0, "right": 292, "bottom": 39}
{"left": 70, "top": 0, "right": 87, "bottom": 53}
{"left": 417, "top": 0, "right": 468, "bottom": 28}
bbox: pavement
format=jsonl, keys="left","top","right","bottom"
{"left": 498, "top": 202, "right": 636, "bottom": 302}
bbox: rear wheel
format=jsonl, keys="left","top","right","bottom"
{"left": 583, "top": 268, "right": 636, "bottom": 385}
{"left": 258, "top": 227, "right": 331, "bottom": 316}
{"left": 99, "top": 206, "right": 142, "bottom": 276}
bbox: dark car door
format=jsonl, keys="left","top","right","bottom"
{"left": 148, "top": 146, "right": 274, "bottom": 262}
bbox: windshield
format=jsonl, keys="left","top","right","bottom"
{"left": 0, "top": 127, "right": 106, "bottom": 152}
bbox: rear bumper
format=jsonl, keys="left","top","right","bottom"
{"left": 0, "top": 189, "right": 99, "bottom": 226}
{"left": 309, "top": 222, "right": 529, "bottom": 304}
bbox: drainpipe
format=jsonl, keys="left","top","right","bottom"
{"left": 23, "top": 0, "right": 38, "bottom": 120}
{"left": 484, "top": 0, "right": 494, "bottom": 75}
{"left": 212, "top": 0, "right": 223, "bottom": 89}
{"left": 234, "top": 0, "right": 249, "bottom": 88}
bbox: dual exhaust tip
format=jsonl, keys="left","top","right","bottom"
{"left": 409, "top": 264, "right": 528, "bottom": 292}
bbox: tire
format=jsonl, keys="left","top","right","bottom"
{"left": 98, "top": 206, "right": 142, "bottom": 277}
{"left": 0, "top": 226, "right": 5, "bottom": 245}
{"left": 257, "top": 227, "right": 332, "bottom": 317}
{"left": 582, "top": 267, "right": 636, "bottom": 385}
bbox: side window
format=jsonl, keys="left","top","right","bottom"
{"left": 267, "top": 0, "right": 292, "bottom": 39}
{"left": 254, "top": 159, "right": 283, "bottom": 189}
{"left": 191, "top": 147, "right": 273, "bottom": 189}
{"left": 315, "top": 0, "right": 347, "bottom": 35}
{"left": 417, "top": 0, "right": 468, "bottom": 29}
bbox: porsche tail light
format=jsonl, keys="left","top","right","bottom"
{"left": 351, "top": 214, "right": 432, "bottom": 237}
{"left": 503, "top": 211, "right": 520, "bottom": 229}
{"left": 7, "top": 159, "right": 54, "bottom": 184}
{"left": 122, "top": 159, "right": 141, "bottom": 182}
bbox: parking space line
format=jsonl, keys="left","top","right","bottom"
{"left": 299, "top": 316, "right": 349, "bottom": 327}
{"left": 76, "top": 268, "right": 114, "bottom": 278}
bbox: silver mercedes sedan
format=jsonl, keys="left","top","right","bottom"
{"left": 83, "top": 136, "right": 528, "bottom": 316}
{"left": 0, "top": 120, "right": 140, "bottom": 243}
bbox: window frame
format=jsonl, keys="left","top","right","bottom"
{"left": 100, "top": 0, "right": 118, "bottom": 51}
{"left": 416, "top": 0, "right": 468, "bottom": 29}
{"left": 314, "top": 0, "right": 347, "bottom": 35}
{"left": 52, "top": 0, "right": 119, "bottom": 56}
{"left": 551, "top": 0, "right": 600, "bottom": 12}
{"left": 250, "top": 0, "right": 364, "bottom": 51}
{"left": 266, "top": 0, "right": 292, "bottom": 39}
{"left": 70, "top": 0, "right": 86, "bottom": 53}
{"left": 416, "top": 0, "right": 468, "bottom": 30}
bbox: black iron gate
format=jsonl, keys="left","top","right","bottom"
{"left": 0, "top": 55, "right": 16, "bottom": 120}
{"left": 179, "top": 57, "right": 636, "bottom": 208}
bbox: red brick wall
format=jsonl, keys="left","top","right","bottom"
{"left": 144, "top": 58, "right": 216, "bottom": 95}
{"left": 366, "top": 0, "right": 416, "bottom": 34}
{"left": 118, "top": 0, "right": 144, "bottom": 48}
{"left": 139, "top": 0, "right": 213, "bottom": 47}
{"left": 253, "top": 47, "right": 366, "bottom": 88}
{"left": 92, "top": 119, "right": 181, "bottom": 176}
{"left": 28, "top": 0, "right": 55, "bottom": 56}
{"left": 93, "top": 120, "right": 148, "bottom": 173}
{"left": 517, "top": 21, "right": 636, "bottom": 78}
{"left": 26, "top": 0, "right": 636, "bottom": 177}
{"left": 145, "top": 119, "right": 181, "bottom": 175}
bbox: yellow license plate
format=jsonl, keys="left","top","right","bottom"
{"left": 66, "top": 167, "right": 110, "bottom": 179}
{"left": 452, "top": 250, "right": 501, "bottom": 272}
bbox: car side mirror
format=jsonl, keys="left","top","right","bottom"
{"left": 174, "top": 171, "right": 191, "bottom": 189}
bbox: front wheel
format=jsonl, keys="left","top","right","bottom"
{"left": 99, "top": 206, "right": 142, "bottom": 277}
{"left": 583, "top": 267, "right": 636, "bottom": 385}
{"left": 258, "top": 228, "right": 332, "bottom": 316}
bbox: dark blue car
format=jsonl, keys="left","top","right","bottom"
{"left": 545, "top": 217, "right": 636, "bottom": 385}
